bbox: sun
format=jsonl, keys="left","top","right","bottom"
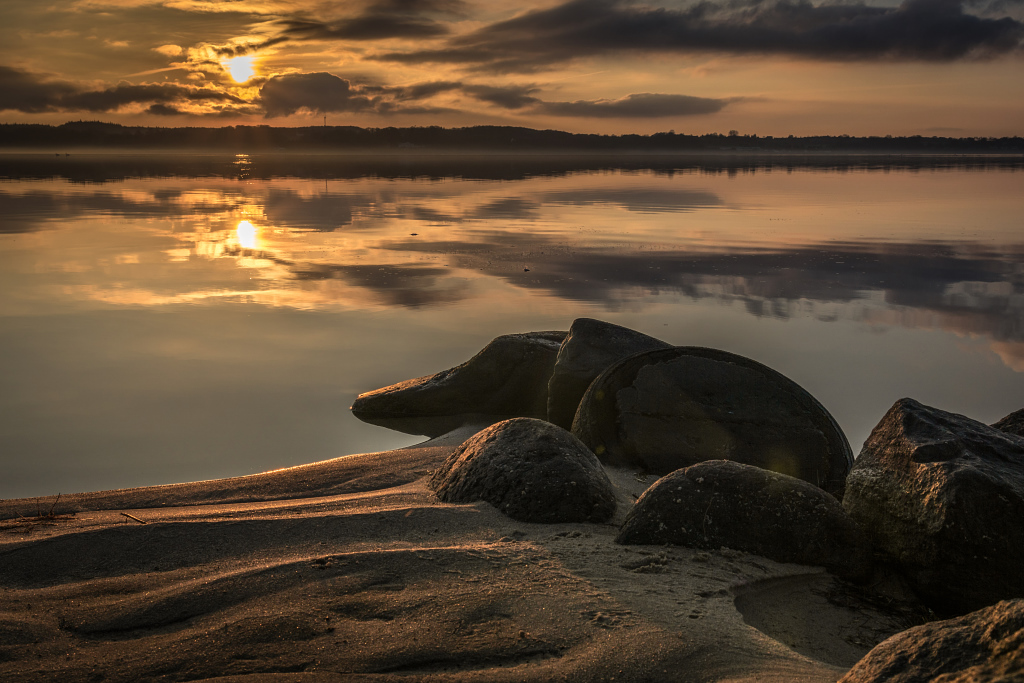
{"left": 223, "top": 55, "right": 256, "bottom": 83}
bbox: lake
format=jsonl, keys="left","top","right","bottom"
{"left": 1, "top": 153, "right": 1021, "bottom": 500}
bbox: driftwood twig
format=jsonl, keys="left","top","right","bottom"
{"left": 120, "top": 512, "right": 147, "bottom": 525}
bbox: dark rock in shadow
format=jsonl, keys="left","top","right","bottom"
{"left": 351, "top": 331, "right": 566, "bottom": 436}
{"left": 839, "top": 599, "right": 1024, "bottom": 683}
{"left": 546, "top": 318, "right": 671, "bottom": 430}
{"left": 992, "top": 407, "right": 1024, "bottom": 437}
{"left": 843, "top": 398, "right": 1024, "bottom": 615}
{"left": 430, "top": 418, "right": 616, "bottom": 524}
{"left": 572, "top": 346, "right": 853, "bottom": 498}
{"left": 616, "top": 460, "right": 871, "bottom": 582}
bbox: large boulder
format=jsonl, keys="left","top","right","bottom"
{"left": 843, "top": 398, "right": 1024, "bottom": 615}
{"left": 839, "top": 599, "right": 1024, "bottom": 683}
{"left": 616, "top": 460, "right": 872, "bottom": 581}
{"left": 429, "top": 418, "right": 616, "bottom": 524}
{"left": 351, "top": 331, "right": 566, "bottom": 436}
{"left": 571, "top": 346, "right": 853, "bottom": 498}
{"left": 546, "top": 318, "right": 671, "bottom": 430}
{"left": 993, "top": 407, "right": 1024, "bottom": 438}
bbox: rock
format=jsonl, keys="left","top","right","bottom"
{"left": 429, "top": 418, "right": 616, "bottom": 524}
{"left": 571, "top": 346, "right": 853, "bottom": 498}
{"left": 351, "top": 331, "right": 566, "bottom": 436}
{"left": 616, "top": 460, "right": 872, "bottom": 581}
{"left": 993, "top": 408, "right": 1024, "bottom": 438}
{"left": 839, "top": 599, "right": 1024, "bottom": 683}
{"left": 843, "top": 398, "right": 1024, "bottom": 615}
{"left": 546, "top": 318, "right": 671, "bottom": 430}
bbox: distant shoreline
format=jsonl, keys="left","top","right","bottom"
{"left": 3, "top": 147, "right": 1020, "bottom": 183}
{"left": 2, "top": 121, "right": 1023, "bottom": 155}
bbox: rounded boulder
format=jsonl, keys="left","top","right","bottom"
{"left": 430, "top": 418, "right": 616, "bottom": 524}
{"left": 616, "top": 460, "right": 872, "bottom": 581}
{"left": 571, "top": 346, "right": 853, "bottom": 498}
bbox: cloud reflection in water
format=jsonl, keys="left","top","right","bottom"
{"left": 1, "top": 165, "right": 1021, "bottom": 366}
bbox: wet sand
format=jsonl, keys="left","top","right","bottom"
{"left": 0, "top": 428, "right": 917, "bottom": 682}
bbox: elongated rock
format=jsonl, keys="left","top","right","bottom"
{"left": 843, "top": 398, "right": 1024, "bottom": 615}
{"left": 572, "top": 346, "right": 853, "bottom": 498}
{"left": 430, "top": 418, "right": 616, "bottom": 524}
{"left": 546, "top": 318, "right": 671, "bottom": 430}
{"left": 616, "top": 460, "right": 872, "bottom": 581}
{"left": 351, "top": 331, "right": 566, "bottom": 436}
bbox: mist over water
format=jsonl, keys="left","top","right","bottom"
{"left": 1, "top": 153, "right": 1021, "bottom": 499}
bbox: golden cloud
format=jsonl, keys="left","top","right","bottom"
{"left": 154, "top": 44, "right": 183, "bottom": 57}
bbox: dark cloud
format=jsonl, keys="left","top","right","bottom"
{"left": 461, "top": 84, "right": 540, "bottom": 109}
{"left": 0, "top": 65, "right": 243, "bottom": 114}
{"left": 1, "top": 61, "right": 728, "bottom": 121}
{"left": 377, "top": 0, "right": 1024, "bottom": 71}
{"left": 272, "top": 0, "right": 468, "bottom": 43}
{"left": 386, "top": 80, "right": 539, "bottom": 108}
{"left": 393, "top": 80, "right": 463, "bottom": 100}
{"left": 967, "top": 0, "right": 1024, "bottom": 17}
{"left": 278, "top": 15, "right": 448, "bottom": 40}
{"left": 146, "top": 103, "right": 183, "bottom": 116}
{"left": 0, "top": 66, "right": 79, "bottom": 113}
{"left": 259, "top": 72, "right": 378, "bottom": 116}
{"left": 389, "top": 79, "right": 730, "bottom": 117}
{"left": 539, "top": 93, "right": 729, "bottom": 117}
{"left": 62, "top": 83, "right": 243, "bottom": 112}
{"left": 257, "top": 72, "right": 464, "bottom": 117}
{"left": 212, "top": 37, "right": 291, "bottom": 58}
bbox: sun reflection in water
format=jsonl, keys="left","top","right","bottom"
{"left": 236, "top": 220, "right": 258, "bottom": 249}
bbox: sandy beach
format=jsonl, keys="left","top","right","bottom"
{"left": 0, "top": 423, "right": 927, "bottom": 683}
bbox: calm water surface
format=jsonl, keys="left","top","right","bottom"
{"left": 2, "top": 154, "right": 1022, "bottom": 499}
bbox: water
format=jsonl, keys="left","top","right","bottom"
{"left": 1, "top": 153, "right": 1021, "bottom": 500}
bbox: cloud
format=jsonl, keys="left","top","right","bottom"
{"left": 0, "top": 66, "right": 80, "bottom": 113}
{"left": 258, "top": 72, "right": 378, "bottom": 116}
{"left": 460, "top": 84, "right": 540, "bottom": 109}
{"left": 64, "top": 83, "right": 244, "bottom": 111}
{"left": 539, "top": 93, "right": 729, "bottom": 118}
{"left": 391, "top": 79, "right": 731, "bottom": 117}
{"left": 263, "top": 0, "right": 468, "bottom": 47}
{"left": 0, "top": 65, "right": 244, "bottom": 113}
{"left": 377, "top": 0, "right": 1024, "bottom": 72}
{"left": 257, "top": 72, "right": 518, "bottom": 117}
{"left": 277, "top": 16, "right": 448, "bottom": 41}
{"left": 393, "top": 80, "right": 463, "bottom": 100}
{"left": 153, "top": 44, "right": 183, "bottom": 56}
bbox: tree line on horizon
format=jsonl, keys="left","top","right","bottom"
{"left": 1, "top": 121, "right": 1022, "bottom": 153}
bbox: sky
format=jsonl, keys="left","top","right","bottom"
{"left": 1, "top": 0, "right": 1022, "bottom": 136}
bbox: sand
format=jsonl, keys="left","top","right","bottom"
{"left": 0, "top": 426, "right": 922, "bottom": 682}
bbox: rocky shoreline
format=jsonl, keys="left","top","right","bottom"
{"left": 2, "top": 317, "right": 1021, "bottom": 682}
{"left": 353, "top": 317, "right": 1024, "bottom": 681}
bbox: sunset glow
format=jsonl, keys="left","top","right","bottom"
{"left": 0, "top": 0, "right": 1020, "bottom": 135}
